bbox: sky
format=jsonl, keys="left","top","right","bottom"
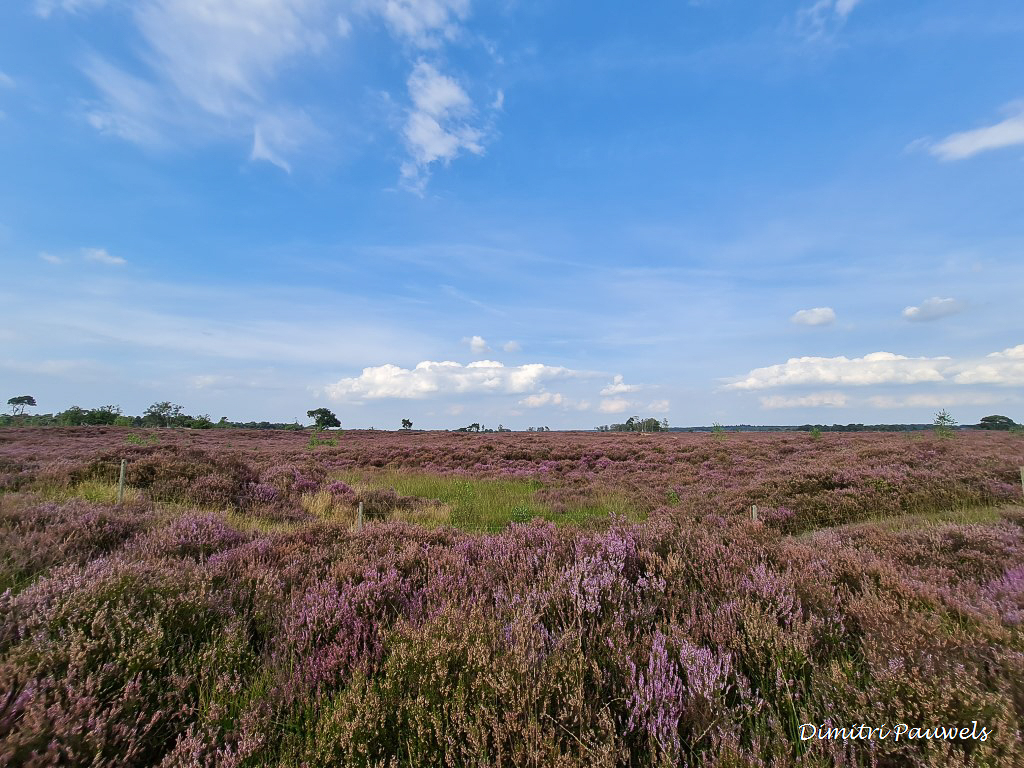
{"left": 1, "top": 0, "right": 1023, "bottom": 429}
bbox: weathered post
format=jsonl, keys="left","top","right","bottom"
{"left": 751, "top": 504, "right": 758, "bottom": 522}
{"left": 1020, "top": 467, "right": 1023, "bottom": 499}
{"left": 117, "top": 459, "right": 126, "bottom": 504}
{"left": 357, "top": 501, "right": 364, "bottom": 532}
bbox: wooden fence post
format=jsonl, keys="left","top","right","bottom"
{"left": 751, "top": 504, "right": 758, "bottom": 522}
{"left": 357, "top": 501, "right": 364, "bottom": 532}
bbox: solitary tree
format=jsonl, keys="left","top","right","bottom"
{"left": 978, "top": 414, "right": 1017, "bottom": 430}
{"left": 307, "top": 408, "right": 341, "bottom": 429}
{"left": 7, "top": 395, "right": 36, "bottom": 416}
{"left": 933, "top": 409, "right": 957, "bottom": 438}
{"left": 401, "top": 418, "right": 413, "bottom": 430}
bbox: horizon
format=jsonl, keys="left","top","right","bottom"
{"left": 2, "top": 1, "right": 1022, "bottom": 430}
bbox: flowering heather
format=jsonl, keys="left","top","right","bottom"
{"left": 0, "top": 427, "right": 1022, "bottom": 765}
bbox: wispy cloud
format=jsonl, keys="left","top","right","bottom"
{"left": 926, "top": 103, "right": 1024, "bottom": 161}
{"left": 400, "top": 61, "right": 485, "bottom": 192}
{"left": 45, "top": 0, "right": 498, "bottom": 186}
{"left": 797, "top": 0, "right": 863, "bottom": 40}
{"left": 502, "top": 340, "right": 521, "bottom": 353}
{"left": 790, "top": 306, "right": 836, "bottom": 326}
{"left": 38, "top": 252, "right": 64, "bottom": 264}
{"left": 0, "top": 71, "right": 15, "bottom": 89}
{"left": 598, "top": 397, "right": 632, "bottom": 414}
{"left": 760, "top": 392, "right": 849, "bottom": 409}
{"left": 82, "top": 247, "right": 126, "bottom": 265}
{"left": 33, "top": 0, "right": 108, "bottom": 18}
{"left": 325, "top": 359, "right": 586, "bottom": 400}
{"left": 901, "top": 297, "right": 963, "bottom": 322}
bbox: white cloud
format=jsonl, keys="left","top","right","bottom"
{"left": 0, "top": 71, "right": 15, "bottom": 89}
{"left": 760, "top": 392, "right": 849, "bottom": 409}
{"left": 502, "top": 340, "right": 521, "bottom": 353}
{"left": 401, "top": 61, "right": 484, "bottom": 191}
{"left": 38, "top": 252, "right": 64, "bottom": 264}
{"left": 362, "top": 0, "right": 470, "bottom": 49}
{"left": 798, "top": 0, "right": 862, "bottom": 39}
{"left": 790, "top": 306, "right": 836, "bottom": 326}
{"left": 34, "top": 0, "right": 108, "bottom": 17}
{"left": 249, "top": 110, "right": 318, "bottom": 173}
{"left": 598, "top": 398, "right": 632, "bottom": 414}
{"left": 727, "top": 352, "right": 950, "bottom": 391}
{"left": 600, "top": 374, "right": 640, "bottom": 396}
{"left": 646, "top": 399, "right": 670, "bottom": 414}
{"left": 953, "top": 344, "right": 1024, "bottom": 387}
{"left": 464, "top": 335, "right": 490, "bottom": 355}
{"left": 82, "top": 247, "right": 126, "bottom": 265}
{"left": 63, "top": 0, "right": 331, "bottom": 167}
{"left": 519, "top": 392, "right": 564, "bottom": 408}
{"left": 325, "top": 359, "right": 583, "bottom": 400}
{"left": 927, "top": 104, "right": 1024, "bottom": 161}
{"left": 901, "top": 297, "right": 963, "bottom": 322}
{"left": 336, "top": 15, "right": 353, "bottom": 38}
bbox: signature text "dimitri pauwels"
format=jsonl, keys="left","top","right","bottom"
{"left": 799, "top": 722, "right": 991, "bottom": 742}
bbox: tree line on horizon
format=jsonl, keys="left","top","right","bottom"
{"left": 4, "top": 395, "right": 1021, "bottom": 433}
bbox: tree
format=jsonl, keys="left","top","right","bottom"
{"left": 307, "top": 408, "right": 341, "bottom": 429}
{"left": 143, "top": 401, "right": 184, "bottom": 428}
{"left": 7, "top": 395, "right": 36, "bottom": 416}
{"left": 401, "top": 418, "right": 413, "bottom": 430}
{"left": 933, "top": 409, "right": 957, "bottom": 438}
{"left": 978, "top": 414, "right": 1017, "bottom": 431}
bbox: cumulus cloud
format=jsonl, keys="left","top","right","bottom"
{"left": 902, "top": 297, "right": 963, "bottom": 322}
{"left": 790, "top": 307, "right": 836, "bottom": 326}
{"left": 726, "top": 352, "right": 950, "bottom": 391}
{"left": 502, "top": 340, "right": 521, "bottom": 353}
{"left": 325, "top": 359, "right": 583, "bottom": 400}
{"left": 598, "top": 398, "right": 632, "bottom": 414}
{"left": 953, "top": 344, "right": 1024, "bottom": 387}
{"left": 646, "top": 399, "right": 670, "bottom": 414}
{"left": 400, "top": 61, "right": 484, "bottom": 192}
{"left": 760, "top": 392, "right": 849, "bottom": 409}
{"left": 926, "top": 103, "right": 1024, "bottom": 161}
{"left": 519, "top": 392, "right": 564, "bottom": 408}
{"left": 600, "top": 374, "right": 640, "bottom": 396}
{"left": 464, "top": 335, "right": 490, "bottom": 355}
{"left": 82, "top": 247, "right": 126, "bottom": 265}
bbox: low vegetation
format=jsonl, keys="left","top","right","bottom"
{"left": 0, "top": 427, "right": 1021, "bottom": 765}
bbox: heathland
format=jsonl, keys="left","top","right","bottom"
{"left": 1, "top": 427, "right": 1022, "bottom": 766}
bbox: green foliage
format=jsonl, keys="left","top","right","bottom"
{"left": 810, "top": 426, "right": 822, "bottom": 440}
{"left": 307, "top": 407, "right": 341, "bottom": 429}
{"left": 933, "top": 409, "right": 957, "bottom": 438}
{"left": 401, "top": 418, "right": 413, "bottom": 430}
{"left": 711, "top": 421, "right": 726, "bottom": 439}
{"left": 308, "top": 428, "right": 339, "bottom": 449}
{"left": 7, "top": 394, "right": 36, "bottom": 416}
{"left": 143, "top": 401, "right": 184, "bottom": 427}
{"left": 978, "top": 414, "right": 1017, "bottom": 430}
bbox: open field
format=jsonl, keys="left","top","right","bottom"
{"left": 1, "top": 427, "right": 1023, "bottom": 766}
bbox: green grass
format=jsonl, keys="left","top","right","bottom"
{"left": 335, "top": 470, "right": 639, "bottom": 531}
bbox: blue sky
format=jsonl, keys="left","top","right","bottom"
{"left": 2, "top": 0, "right": 1022, "bottom": 429}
